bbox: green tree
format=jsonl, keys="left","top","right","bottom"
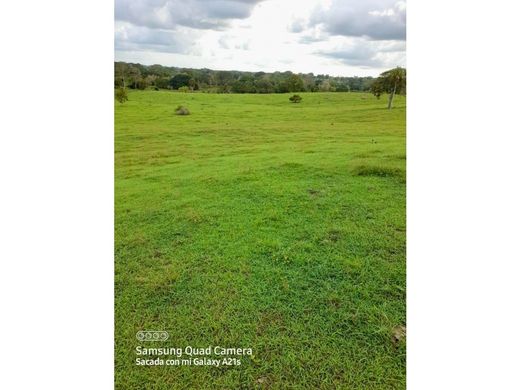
{"left": 286, "top": 74, "right": 304, "bottom": 92}
{"left": 254, "top": 78, "right": 274, "bottom": 93}
{"left": 371, "top": 67, "right": 406, "bottom": 109}
{"left": 114, "top": 62, "right": 127, "bottom": 88}
{"left": 114, "top": 62, "right": 140, "bottom": 88}
{"left": 127, "top": 66, "right": 142, "bottom": 89}
{"left": 134, "top": 77, "right": 149, "bottom": 90}
{"left": 155, "top": 77, "right": 171, "bottom": 89}
{"left": 115, "top": 87, "right": 128, "bottom": 104}
{"left": 170, "top": 73, "right": 192, "bottom": 90}
{"left": 188, "top": 77, "right": 198, "bottom": 90}
{"left": 319, "top": 79, "right": 334, "bottom": 92}
{"left": 231, "top": 75, "right": 256, "bottom": 93}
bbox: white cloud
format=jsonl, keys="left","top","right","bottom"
{"left": 309, "top": 0, "right": 406, "bottom": 41}
{"left": 115, "top": 22, "right": 200, "bottom": 54}
{"left": 115, "top": 0, "right": 266, "bottom": 30}
{"left": 115, "top": 0, "right": 406, "bottom": 75}
{"left": 317, "top": 39, "right": 406, "bottom": 68}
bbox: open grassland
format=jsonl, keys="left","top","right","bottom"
{"left": 115, "top": 91, "right": 406, "bottom": 389}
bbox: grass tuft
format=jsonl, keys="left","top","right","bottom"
{"left": 175, "top": 105, "right": 190, "bottom": 115}
{"left": 351, "top": 164, "right": 404, "bottom": 179}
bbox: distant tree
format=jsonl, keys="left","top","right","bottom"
{"left": 145, "top": 74, "right": 157, "bottom": 87}
{"left": 114, "top": 62, "right": 141, "bottom": 88}
{"left": 319, "top": 79, "right": 333, "bottom": 92}
{"left": 170, "top": 73, "right": 192, "bottom": 90}
{"left": 348, "top": 77, "right": 362, "bottom": 91}
{"left": 195, "top": 69, "right": 213, "bottom": 87}
{"left": 254, "top": 78, "right": 274, "bottom": 93}
{"left": 370, "top": 79, "right": 385, "bottom": 99}
{"left": 286, "top": 74, "right": 305, "bottom": 92}
{"left": 115, "top": 87, "right": 128, "bottom": 104}
{"left": 371, "top": 67, "right": 406, "bottom": 109}
{"left": 134, "top": 77, "right": 148, "bottom": 90}
{"left": 114, "top": 62, "right": 127, "bottom": 88}
{"left": 127, "top": 66, "right": 142, "bottom": 89}
{"left": 215, "top": 71, "right": 234, "bottom": 90}
{"left": 301, "top": 74, "right": 316, "bottom": 92}
{"left": 275, "top": 81, "right": 290, "bottom": 93}
{"left": 335, "top": 82, "right": 350, "bottom": 92}
{"left": 361, "top": 77, "right": 375, "bottom": 91}
{"left": 155, "top": 77, "right": 171, "bottom": 89}
{"left": 187, "top": 77, "right": 198, "bottom": 90}
{"left": 214, "top": 71, "right": 226, "bottom": 85}
{"left": 232, "top": 75, "right": 256, "bottom": 93}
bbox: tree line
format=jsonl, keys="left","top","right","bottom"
{"left": 114, "top": 62, "right": 376, "bottom": 94}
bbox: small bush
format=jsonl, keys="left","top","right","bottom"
{"left": 153, "top": 86, "right": 160, "bottom": 91}
{"left": 115, "top": 87, "right": 128, "bottom": 104}
{"left": 289, "top": 94, "right": 302, "bottom": 103}
{"left": 175, "top": 105, "right": 190, "bottom": 115}
{"left": 178, "top": 86, "right": 190, "bottom": 93}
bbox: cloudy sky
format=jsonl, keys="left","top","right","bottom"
{"left": 115, "top": 0, "right": 406, "bottom": 76}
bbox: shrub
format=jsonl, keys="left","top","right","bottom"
{"left": 115, "top": 87, "right": 128, "bottom": 104}
{"left": 289, "top": 94, "right": 302, "bottom": 103}
{"left": 175, "top": 105, "right": 190, "bottom": 115}
{"left": 153, "top": 86, "right": 160, "bottom": 91}
{"left": 178, "top": 86, "right": 190, "bottom": 93}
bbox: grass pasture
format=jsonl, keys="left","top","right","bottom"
{"left": 115, "top": 91, "right": 406, "bottom": 389}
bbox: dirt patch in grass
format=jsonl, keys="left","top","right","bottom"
{"left": 392, "top": 325, "right": 406, "bottom": 347}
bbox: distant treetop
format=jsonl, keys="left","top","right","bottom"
{"left": 114, "top": 62, "right": 376, "bottom": 94}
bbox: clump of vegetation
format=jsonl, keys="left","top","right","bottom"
{"left": 153, "top": 86, "right": 159, "bottom": 91}
{"left": 178, "top": 86, "right": 190, "bottom": 93}
{"left": 115, "top": 87, "right": 128, "bottom": 104}
{"left": 351, "top": 163, "right": 404, "bottom": 179}
{"left": 175, "top": 105, "right": 190, "bottom": 115}
{"left": 289, "top": 94, "right": 302, "bottom": 103}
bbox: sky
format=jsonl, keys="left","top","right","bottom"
{"left": 115, "top": 0, "right": 406, "bottom": 77}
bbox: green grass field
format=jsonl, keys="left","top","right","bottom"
{"left": 115, "top": 90, "right": 406, "bottom": 389}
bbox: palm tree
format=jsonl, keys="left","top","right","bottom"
{"left": 371, "top": 67, "right": 406, "bottom": 109}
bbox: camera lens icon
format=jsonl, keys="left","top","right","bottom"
{"left": 136, "top": 330, "right": 169, "bottom": 342}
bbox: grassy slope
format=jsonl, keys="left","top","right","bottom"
{"left": 115, "top": 91, "right": 406, "bottom": 389}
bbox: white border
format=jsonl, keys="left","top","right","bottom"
{"left": 0, "top": 0, "right": 114, "bottom": 389}
{"left": 408, "top": 1, "right": 520, "bottom": 388}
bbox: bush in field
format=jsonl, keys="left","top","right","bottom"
{"left": 115, "top": 87, "right": 128, "bottom": 104}
{"left": 289, "top": 94, "right": 302, "bottom": 103}
{"left": 153, "top": 86, "right": 160, "bottom": 91}
{"left": 178, "top": 86, "right": 190, "bottom": 93}
{"left": 175, "top": 105, "right": 190, "bottom": 115}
